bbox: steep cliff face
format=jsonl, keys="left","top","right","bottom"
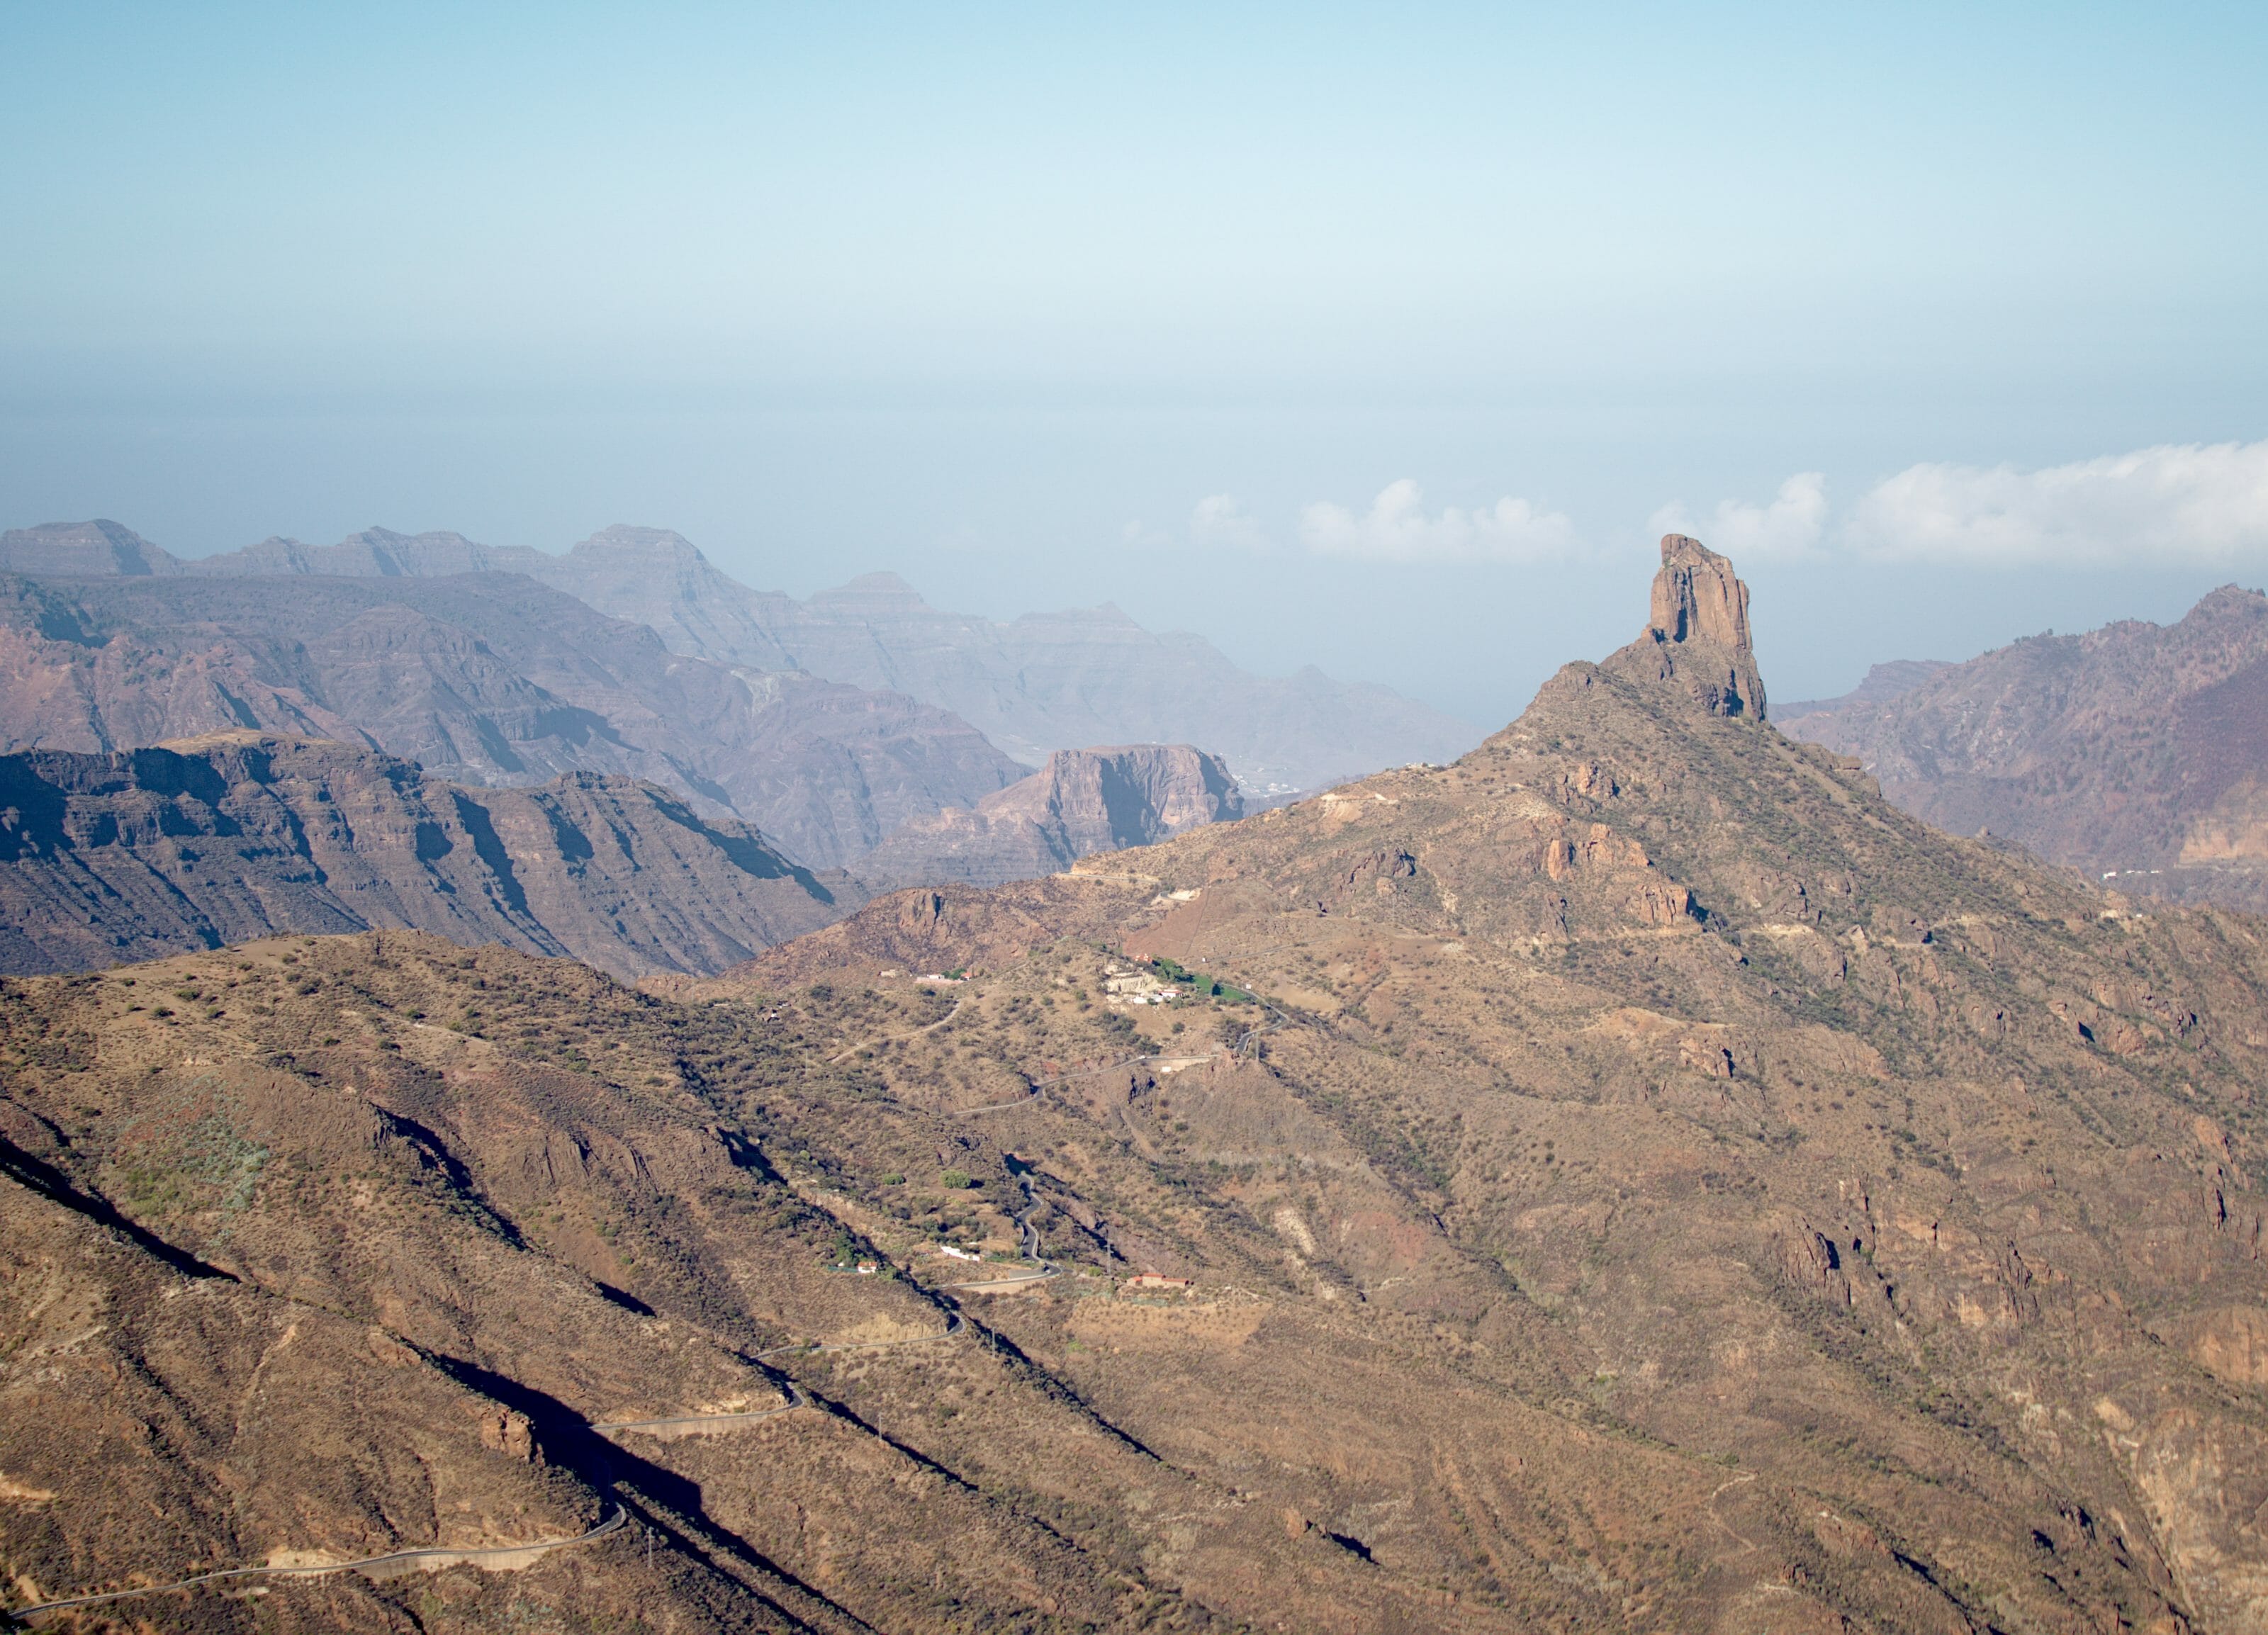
{"left": 0, "top": 733, "right": 858, "bottom": 977}
{"left": 858, "top": 744, "right": 1245, "bottom": 888}
{"left": 1603, "top": 532, "right": 1768, "bottom": 720}
{"left": 1780, "top": 583, "right": 2268, "bottom": 912}
{"left": 40, "top": 517, "right": 1481, "bottom": 792}
{"left": 0, "top": 571, "right": 1023, "bottom": 868}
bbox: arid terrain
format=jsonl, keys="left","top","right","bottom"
{"left": 6, "top": 537, "right": 2268, "bottom": 1632}
{"left": 0, "top": 561, "right": 1023, "bottom": 871}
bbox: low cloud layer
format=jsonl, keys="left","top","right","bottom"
{"left": 1843, "top": 442, "right": 2268, "bottom": 565}
{"left": 1649, "top": 473, "right": 1828, "bottom": 563}
{"left": 1181, "top": 442, "right": 2268, "bottom": 573}
{"left": 1666, "top": 442, "right": 2268, "bottom": 568}
{"left": 1298, "top": 480, "right": 1582, "bottom": 564}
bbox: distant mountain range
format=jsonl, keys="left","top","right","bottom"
{"left": 0, "top": 732, "right": 856, "bottom": 977}
{"left": 1, "top": 519, "right": 1480, "bottom": 795}
{"left": 1778, "top": 584, "right": 2268, "bottom": 911}
{"left": 0, "top": 566, "right": 1020, "bottom": 870}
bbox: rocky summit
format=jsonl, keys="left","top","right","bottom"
{"left": 4, "top": 536, "right": 2267, "bottom": 1633}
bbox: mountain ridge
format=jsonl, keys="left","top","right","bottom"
{"left": 1780, "top": 582, "right": 2268, "bottom": 914}
{"left": 702, "top": 532, "right": 2268, "bottom": 1632}
{"left": 1, "top": 518, "right": 1478, "bottom": 792}
{"left": 0, "top": 731, "right": 859, "bottom": 978}
{"left": 0, "top": 568, "right": 1023, "bottom": 869}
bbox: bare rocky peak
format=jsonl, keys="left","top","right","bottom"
{"left": 548, "top": 524, "right": 798, "bottom": 670}
{"left": 734, "top": 522, "right": 2268, "bottom": 1633}
{"left": 979, "top": 743, "right": 1243, "bottom": 845}
{"left": 1601, "top": 532, "right": 1768, "bottom": 721}
{"left": 858, "top": 743, "right": 1244, "bottom": 889}
{"left": 807, "top": 570, "right": 933, "bottom": 611}
{"left": 0, "top": 519, "right": 186, "bottom": 577}
{"left": 0, "top": 731, "right": 858, "bottom": 977}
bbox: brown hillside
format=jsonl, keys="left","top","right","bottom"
{"left": 707, "top": 534, "right": 2268, "bottom": 1633}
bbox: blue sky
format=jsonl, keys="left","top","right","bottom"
{"left": 5, "top": 2, "right": 2265, "bottom": 723}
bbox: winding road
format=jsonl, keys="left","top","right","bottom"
{"left": 828, "top": 996, "right": 967, "bottom": 1064}
{"left": 9, "top": 1507, "right": 629, "bottom": 1622}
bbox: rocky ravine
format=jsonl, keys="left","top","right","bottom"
{"left": 0, "top": 732, "right": 860, "bottom": 979}
{"left": 859, "top": 743, "right": 1245, "bottom": 889}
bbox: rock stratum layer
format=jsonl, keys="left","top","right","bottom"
{"left": 859, "top": 743, "right": 1244, "bottom": 888}
{"left": 1782, "top": 583, "right": 2268, "bottom": 914}
{"left": 0, "top": 733, "right": 857, "bottom": 978}
{"left": 8, "top": 536, "right": 2268, "bottom": 1633}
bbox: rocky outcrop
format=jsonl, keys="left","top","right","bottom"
{"left": 0, "top": 732, "right": 860, "bottom": 977}
{"left": 0, "top": 571, "right": 1023, "bottom": 868}
{"left": 1605, "top": 533, "right": 1768, "bottom": 720}
{"left": 858, "top": 744, "right": 1244, "bottom": 888}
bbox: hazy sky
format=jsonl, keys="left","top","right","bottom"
{"left": 5, "top": 2, "right": 2265, "bottom": 726}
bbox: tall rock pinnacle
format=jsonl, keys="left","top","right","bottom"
{"left": 1605, "top": 533, "right": 1768, "bottom": 721}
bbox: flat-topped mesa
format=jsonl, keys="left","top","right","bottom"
{"left": 1605, "top": 533, "right": 1768, "bottom": 721}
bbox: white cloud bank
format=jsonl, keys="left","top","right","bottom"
{"left": 1649, "top": 473, "right": 1828, "bottom": 563}
{"left": 1665, "top": 442, "right": 2268, "bottom": 569}
{"left": 1841, "top": 442, "right": 2268, "bottom": 565}
{"left": 1298, "top": 479, "right": 1582, "bottom": 564}
{"left": 1189, "top": 493, "right": 1269, "bottom": 553}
